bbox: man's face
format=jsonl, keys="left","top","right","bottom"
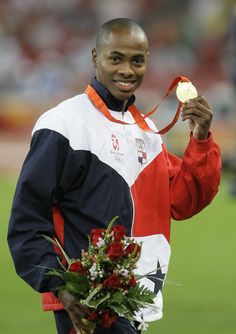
{"left": 92, "top": 29, "right": 149, "bottom": 101}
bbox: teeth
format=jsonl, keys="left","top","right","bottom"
{"left": 116, "top": 81, "right": 133, "bottom": 86}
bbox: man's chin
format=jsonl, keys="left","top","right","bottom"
{"left": 112, "top": 90, "right": 133, "bottom": 101}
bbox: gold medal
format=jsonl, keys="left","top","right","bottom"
{"left": 176, "top": 81, "right": 198, "bottom": 103}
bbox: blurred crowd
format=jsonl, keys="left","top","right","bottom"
{"left": 0, "top": 0, "right": 234, "bottom": 98}
{"left": 0, "top": 0, "right": 235, "bottom": 182}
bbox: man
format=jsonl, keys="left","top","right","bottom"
{"left": 8, "top": 18, "right": 221, "bottom": 334}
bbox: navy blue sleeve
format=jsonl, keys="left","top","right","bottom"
{"left": 8, "top": 129, "right": 69, "bottom": 293}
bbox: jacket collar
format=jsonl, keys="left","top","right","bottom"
{"left": 90, "top": 77, "right": 135, "bottom": 112}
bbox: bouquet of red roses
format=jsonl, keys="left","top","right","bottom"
{"left": 44, "top": 217, "right": 155, "bottom": 333}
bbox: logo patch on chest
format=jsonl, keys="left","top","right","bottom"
{"left": 110, "top": 134, "right": 124, "bottom": 163}
{"left": 111, "top": 134, "right": 119, "bottom": 151}
{"left": 135, "top": 138, "right": 147, "bottom": 164}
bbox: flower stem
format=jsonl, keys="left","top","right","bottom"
{"left": 76, "top": 318, "right": 96, "bottom": 334}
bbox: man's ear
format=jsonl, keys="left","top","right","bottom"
{"left": 92, "top": 48, "right": 97, "bottom": 68}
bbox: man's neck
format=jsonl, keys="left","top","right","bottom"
{"left": 90, "top": 78, "right": 135, "bottom": 112}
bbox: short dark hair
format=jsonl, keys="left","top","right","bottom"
{"left": 96, "top": 18, "right": 147, "bottom": 50}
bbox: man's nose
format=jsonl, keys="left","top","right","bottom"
{"left": 117, "top": 62, "right": 134, "bottom": 77}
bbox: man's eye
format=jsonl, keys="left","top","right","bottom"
{"left": 133, "top": 58, "right": 145, "bottom": 66}
{"left": 110, "top": 56, "right": 121, "bottom": 63}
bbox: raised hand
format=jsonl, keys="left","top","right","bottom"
{"left": 182, "top": 96, "right": 213, "bottom": 140}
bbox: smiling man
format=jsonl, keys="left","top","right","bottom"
{"left": 92, "top": 19, "right": 148, "bottom": 102}
{"left": 8, "top": 18, "right": 221, "bottom": 334}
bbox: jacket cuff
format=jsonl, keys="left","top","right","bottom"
{"left": 189, "top": 132, "right": 214, "bottom": 152}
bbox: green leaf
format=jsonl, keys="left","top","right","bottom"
{"left": 85, "top": 292, "right": 110, "bottom": 309}
{"left": 42, "top": 235, "right": 71, "bottom": 265}
{"left": 136, "top": 265, "right": 166, "bottom": 281}
{"left": 62, "top": 272, "right": 89, "bottom": 297}
{"left": 108, "top": 303, "right": 130, "bottom": 317}
{"left": 105, "top": 216, "right": 119, "bottom": 235}
{"left": 107, "top": 291, "right": 125, "bottom": 304}
{"left": 62, "top": 271, "right": 88, "bottom": 283}
{"left": 45, "top": 270, "right": 63, "bottom": 277}
{"left": 81, "top": 285, "right": 103, "bottom": 305}
{"left": 126, "top": 283, "right": 155, "bottom": 305}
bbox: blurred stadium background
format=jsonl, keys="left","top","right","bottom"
{"left": 0, "top": 1, "right": 235, "bottom": 333}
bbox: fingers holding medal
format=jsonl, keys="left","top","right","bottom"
{"left": 176, "top": 81, "right": 213, "bottom": 140}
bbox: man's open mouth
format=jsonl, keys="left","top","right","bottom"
{"left": 113, "top": 80, "right": 137, "bottom": 91}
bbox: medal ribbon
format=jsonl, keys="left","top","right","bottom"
{"left": 85, "top": 76, "right": 190, "bottom": 135}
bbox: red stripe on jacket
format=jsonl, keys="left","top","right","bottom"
{"left": 42, "top": 207, "right": 65, "bottom": 311}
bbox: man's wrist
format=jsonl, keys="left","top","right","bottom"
{"left": 189, "top": 131, "right": 213, "bottom": 152}
{"left": 192, "top": 131, "right": 210, "bottom": 141}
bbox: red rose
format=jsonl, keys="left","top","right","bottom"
{"left": 103, "top": 273, "right": 120, "bottom": 290}
{"left": 87, "top": 311, "right": 98, "bottom": 322}
{"left": 90, "top": 228, "right": 105, "bottom": 245}
{"left": 128, "top": 275, "right": 136, "bottom": 286}
{"left": 111, "top": 224, "right": 126, "bottom": 241}
{"left": 69, "top": 260, "right": 86, "bottom": 274}
{"left": 106, "top": 241, "right": 124, "bottom": 260}
{"left": 100, "top": 309, "right": 118, "bottom": 327}
{"left": 124, "top": 243, "right": 141, "bottom": 257}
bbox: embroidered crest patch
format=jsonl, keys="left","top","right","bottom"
{"left": 135, "top": 138, "right": 147, "bottom": 164}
